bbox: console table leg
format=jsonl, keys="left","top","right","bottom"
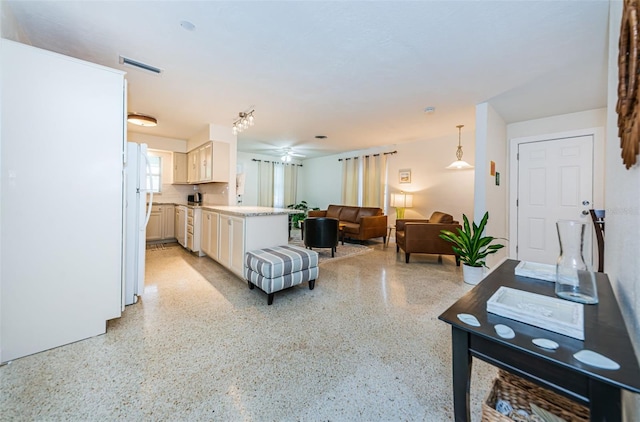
{"left": 452, "top": 327, "right": 472, "bottom": 422}
{"left": 589, "top": 380, "right": 621, "bottom": 421}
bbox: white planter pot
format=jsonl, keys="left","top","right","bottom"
{"left": 463, "top": 264, "right": 484, "bottom": 285}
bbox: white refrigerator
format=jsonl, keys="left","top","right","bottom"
{"left": 124, "top": 142, "right": 154, "bottom": 306}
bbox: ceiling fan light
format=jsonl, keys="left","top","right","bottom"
{"left": 127, "top": 113, "right": 157, "bottom": 127}
{"left": 248, "top": 114, "right": 254, "bottom": 126}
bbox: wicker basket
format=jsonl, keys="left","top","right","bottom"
{"left": 482, "top": 370, "right": 589, "bottom": 422}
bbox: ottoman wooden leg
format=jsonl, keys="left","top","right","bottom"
{"left": 309, "top": 279, "right": 316, "bottom": 290}
{"left": 248, "top": 280, "right": 254, "bottom": 289}
{"left": 267, "top": 293, "right": 275, "bottom": 305}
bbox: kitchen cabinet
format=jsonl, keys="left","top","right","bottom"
{"left": 146, "top": 204, "right": 175, "bottom": 241}
{"left": 186, "top": 207, "right": 204, "bottom": 255}
{"left": 197, "top": 207, "right": 289, "bottom": 279}
{"left": 199, "top": 142, "right": 213, "bottom": 182}
{"left": 201, "top": 210, "right": 219, "bottom": 259}
{"left": 163, "top": 204, "right": 175, "bottom": 239}
{"left": 175, "top": 206, "right": 187, "bottom": 247}
{"left": 173, "top": 152, "right": 188, "bottom": 184}
{"left": 186, "top": 141, "right": 230, "bottom": 184}
{"left": 146, "top": 206, "right": 163, "bottom": 241}
{"left": 219, "top": 214, "right": 245, "bottom": 276}
{"left": 187, "top": 149, "right": 199, "bottom": 184}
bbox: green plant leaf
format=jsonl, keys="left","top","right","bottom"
{"left": 439, "top": 211, "right": 504, "bottom": 268}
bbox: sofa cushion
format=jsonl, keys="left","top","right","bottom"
{"left": 357, "top": 207, "right": 382, "bottom": 221}
{"left": 340, "top": 207, "right": 360, "bottom": 223}
{"left": 429, "top": 211, "right": 454, "bottom": 224}
{"left": 326, "top": 205, "right": 342, "bottom": 219}
{"left": 341, "top": 222, "right": 360, "bottom": 235}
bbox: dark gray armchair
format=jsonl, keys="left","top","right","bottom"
{"left": 304, "top": 217, "right": 339, "bottom": 257}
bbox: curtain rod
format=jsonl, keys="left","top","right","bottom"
{"left": 251, "top": 159, "right": 302, "bottom": 167}
{"left": 338, "top": 150, "right": 397, "bottom": 162}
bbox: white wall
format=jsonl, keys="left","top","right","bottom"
{"left": 475, "top": 103, "right": 508, "bottom": 268}
{"left": 606, "top": 2, "right": 640, "bottom": 419}
{"left": 128, "top": 132, "right": 187, "bottom": 153}
{"left": 299, "top": 134, "right": 475, "bottom": 226}
{"left": 507, "top": 108, "right": 606, "bottom": 140}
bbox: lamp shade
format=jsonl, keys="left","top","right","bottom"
{"left": 446, "top": 160, "right": 474, "bottom": 170}
{"left": 390, "top": 193, "right": 413, "bottom": 208}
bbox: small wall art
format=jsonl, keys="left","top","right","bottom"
{"left": 399, "top": 169, "right": 411, "bottom": 184}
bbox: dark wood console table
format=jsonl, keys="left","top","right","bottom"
{"left": 438, "top": 260, "right": 640, "bottom": 421}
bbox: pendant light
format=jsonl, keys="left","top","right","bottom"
{"left": 446, "top": 124, "right": 473, "bottom": 169}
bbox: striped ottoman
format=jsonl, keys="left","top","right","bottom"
{"left": 245, "top": 245, "right": 319, "bottom": 305}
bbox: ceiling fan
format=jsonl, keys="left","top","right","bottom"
{"left": 278, "top": 148, "right": 306, "bottom": 162}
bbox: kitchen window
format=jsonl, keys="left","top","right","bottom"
{"left": 146, "top": 155, "right": 162, "bottom": 193}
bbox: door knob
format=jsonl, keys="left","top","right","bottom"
{"left": 582, "top": 210, "right": 589, "bottom": 216}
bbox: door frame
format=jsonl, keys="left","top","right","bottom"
{"left": 508, "top": 127, "right": 605, "bottom": 260}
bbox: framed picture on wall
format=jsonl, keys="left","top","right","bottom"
{"left": 399, "top": 169, "right": 411, "bottom": 184}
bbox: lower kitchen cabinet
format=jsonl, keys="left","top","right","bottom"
{"left": 186, "top": 207, "right": 203, "bottom": 255}
{"left": 146, "top": 206, "right": 163, "bottom": 241}
{"left": 199, "top": 211, "right": 288, "bottom": 279}
{"left": 219, "top": 214, "right": 245, "bottom": 276}
{"left": 146, "top": 204, "right": 175, "bottom": 242}
{"left": 175, "top": 206, "right": 187, "bottom": 247}
{"left": 201, "top": 210, "right": 219, "bottom": 259}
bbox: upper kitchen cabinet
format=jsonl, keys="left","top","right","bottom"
{"left": 187, "top": 141, "right": 230, "bottom": 184}
{"left": 172, "top": 152, "right": 188, "bottom": 184}
{"left": 187, "top": 149, "right": 199, "bottom": 184}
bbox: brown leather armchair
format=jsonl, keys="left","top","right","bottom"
{"left": 395, "top": 211, "right": 461, "bottom": 264}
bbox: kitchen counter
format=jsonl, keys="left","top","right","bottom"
{"left": 200, "top": 205, "right": 301, "bottom": 217}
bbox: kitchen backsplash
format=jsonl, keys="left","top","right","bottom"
{"left": 153, "top": 182, "right": 230, "bottom": 205}
{"left": 197, "top": 183, "right": 230, "bottom": 205}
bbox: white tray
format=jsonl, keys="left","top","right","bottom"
{"left": 487, "top": 286, "right": 584, "bottom": 340}
{"left": 515, "top": 261, "right": 557, "bottom": 282}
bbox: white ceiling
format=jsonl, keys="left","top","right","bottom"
{"left": 5, "top": 1, "right": 610, "bottom": 159}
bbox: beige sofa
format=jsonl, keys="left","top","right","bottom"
{"left": 308, "top": 205, "right": 388, "bottom": 243}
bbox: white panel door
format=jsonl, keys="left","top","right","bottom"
{"left": 517, "top": 136, "right": 594, "bottom": 265}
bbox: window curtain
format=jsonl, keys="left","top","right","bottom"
{"left": 257, "top": 160, "right": 274, "bottom": 207}
{"left": 341, "top": 157, "right": 359, "bottom": 205}
{"left": 362, "top": 154, "right": 387, "bottom": 208}
{"left": 283, "top": 164, "right": 298, "bottom": 207}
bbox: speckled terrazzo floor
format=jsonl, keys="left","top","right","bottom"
{"left": 1, "top": 239, "right": 498, "bottom": 421}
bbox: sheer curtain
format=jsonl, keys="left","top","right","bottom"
{"left": 341, "top": 157, "right": 359, "bottom": 205}
{"left": 257, "top": 160, "right": 274, "bottom": 207}
{"left": 362, "top": 154, "right": 387, "bottom": 208}
{"left": 283, "top": 164, "right": 298, "bottom": 207}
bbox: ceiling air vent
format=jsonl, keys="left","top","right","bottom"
{"left": 119, "top": 56, "right": 163, "bottom": 75}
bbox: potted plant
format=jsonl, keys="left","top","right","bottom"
{"left": 439, "top": 211, "right": 505, "bottom": 285}
{"left": 287, "top": 201, "right": 319, "bottom": 229}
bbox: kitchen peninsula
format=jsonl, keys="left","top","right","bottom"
{"left": 192, "top": 205, "right": 298, "bottom": 278}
